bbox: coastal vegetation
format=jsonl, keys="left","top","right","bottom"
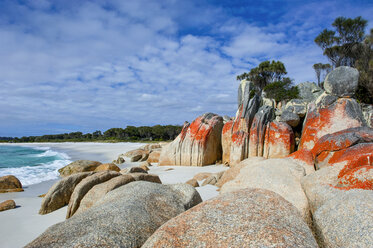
{"left": 236, "top": 60, "right": 299, "bottom": 102}
{"left": 314, "top": 16, "right": 373, "bottom": 103}
{"left": 0, "top": 125, "right": 182, "bottom": 143}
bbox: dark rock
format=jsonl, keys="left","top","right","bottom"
{"left": 296, "top": 82, "right": 323, "bottom": 102}
{"left": 284, "top": 99, "right": 308, "bottom": 117}
{"left": 279, "top": 110, "right": 300, "bottom": 127}
{"left": 324, "top": 66, "right": 359, "bottom": 97}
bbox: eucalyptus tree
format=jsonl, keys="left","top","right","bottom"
{"left": 315, "top": 16, "right": 368, "bottom": 67}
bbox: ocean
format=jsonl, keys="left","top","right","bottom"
{"left": 0, "top": 145, "right": 71, "bottom": 186}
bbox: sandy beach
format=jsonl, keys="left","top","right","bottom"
{"left": 0, "top": 142, "right": 226, "bottom": 248}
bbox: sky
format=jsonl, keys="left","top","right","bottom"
{"left": 0, "top": 0, "right": 372, "bottom": 137}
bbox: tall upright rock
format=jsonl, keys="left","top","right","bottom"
{"left": 221, "top": 120, "right": 233, "bottom": 164}
{"left": 248, "top": 105, "right": 275, "bottom": 157}
{"left": 263, "top": 121, "right": 295, "bottom": 158}
{"left": 159, "top": 113, "right": 223, "bottom": 166}
{"left": 222, "top": 94, "right": 260, "bottom": 166}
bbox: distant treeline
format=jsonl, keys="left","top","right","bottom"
{"left": 0, "top": 125, "right": 183, "bottom": 143}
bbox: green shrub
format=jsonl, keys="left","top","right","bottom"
{"left": 263, "top": 77, "right": 299, "bottom": 102}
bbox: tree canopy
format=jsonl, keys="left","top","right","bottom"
{"left": 2, "top": 125, "right": 183, "bottom": 143}
{"left": 355, "top": 28, "right": 373, "bottom": 103}
{"left": 315, "top": 16, "right": 368, "bottom": 67}
{"left": 237, "top": 60, "right": 287, "bottom": 90}
{"left": 315, "top": 16, "right": 372, "bottom": 103}
{"left": 312, "top": 63, "right": 332, "bottom": 87}
{"left": 263, "top": 77, "right": 299, "bottom": 102}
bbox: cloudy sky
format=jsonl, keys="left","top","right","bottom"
{"left": 1, "top": 0, "right": 372, "bottom": 137}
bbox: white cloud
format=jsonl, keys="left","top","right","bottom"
{"left": 0, "top": 0, "right": 372, "bottom": 136}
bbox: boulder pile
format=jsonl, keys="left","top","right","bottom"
{"left": 26, "top": 66, "right": 372, "bottom": 247}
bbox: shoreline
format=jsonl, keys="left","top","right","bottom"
{"left": 0, "top": 142, "right": 145, "bottom": 163}
{"left": 0, "top": 142, "right": 227, "bottom": 247}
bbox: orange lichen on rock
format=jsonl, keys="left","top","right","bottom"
{"left": 299, "top": 98, "right": 365, "bottom": 151}
{"left": 335, "top": 166, "right": 373, "bottom": 190}
{"left": 248, "top": 119, "right": 266, "bottom": 157}
{"left": 159, "top": 113, "right": 223, "bottom": 166}
{"left": 229, "top": 131, "right": 249, "bottom": 166}
{"left": 222, "top": 120, "right": 233, "bottom": 165}
{"left": 316, "top": 143, "right": 373, "bottom": 171}
{"left": 311, "top": 127, "right": 373, "bottom": 158}
{"left": 263, "top": 121, "right": 295, "bottom": 158}
{"left": 288, "top": 149, "right": 315, "bottom": 168}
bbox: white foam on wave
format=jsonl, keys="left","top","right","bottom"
{"left": 0, "top": 159, "right": 72, "bottom": 186}
{"left": 31, "top": 146, "right": 50, "bottom": 151}
{"left": 32, "top": 149, "right": 70, "bottom": 159}
{"left": 0, "top": 147, "right": 72, "bottom": 186}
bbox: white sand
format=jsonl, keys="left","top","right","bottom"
{"left": 0, "top": 142, "right": 227, "bottom": 247}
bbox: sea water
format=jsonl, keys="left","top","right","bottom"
{"left": 0, "top": 145, "right": 71, "bottom": 186}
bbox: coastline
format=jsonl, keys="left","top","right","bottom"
{"left": 0, "top": 142, "right": 145, "bottom": 163}
{"left": 0, "top": 142, "right": 227, "bottom": 248}
{"left": 0, "top": 142, "right": 143, "bottom": 248}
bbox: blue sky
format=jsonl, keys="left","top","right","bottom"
{"left": 0, "top": 0, "right": 372, "bottom": 137}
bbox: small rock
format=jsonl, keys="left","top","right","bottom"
{"left": 284, "top": 99, "right": 308, "bottom": 117}
{"left": 141, "top": 143, "right": 162, "bottom": 152}
{"left": 58, "top": 160, "right": 102, "bottom": 177}
{"left": 129, "top": 173, "right": 162, "bottom": 184}
{"left": 165, "top": 168, "right": 174, "bottom": 171}
{"left": 38, "top": 194, "right": 46, "bottom": 198}
{"left": 185, "top": 179, "right": 199, "bottom": 187}
{"left": 324, "top": 66, "right": 359, "bottom": 97}
{"left": 193, "top": 172, "right": 211, "bottom": 181}
{"left": 279, "top": 110, "right": 300, "bottom": 127}
{"left": 125, "top": 149, "right": 149, "bottom": 162}
{"left": 94, "top": 163, "right": 120, "bottom": 172}
{"left": 0, "top": 200, "right": 16, "bottom": 211}
{"left": 296, "top": 82, "right": 323, "bottom": 102}
{"left": 0, "top": 175, "right": 23, "bottom": 193}
{"left": 147, "top": 151, "right": 161, "bottom": 163}
{"left": 128, "top": 166, "right": 148, "bottom": 174}
{"left": 112, "top": 157, "right": 125, "bottom": 164}
{"left": 202, "top": 175, "right": 217, "bottom": 186}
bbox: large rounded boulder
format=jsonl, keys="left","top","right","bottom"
{"left": 324, "top": 66, "right": 359, "bottom": 97}
{"left": 26, "top": 182, "right": 202, "bottom": 248}
{"left": 143, "top": 188, "right": 317, "bottom": 248}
